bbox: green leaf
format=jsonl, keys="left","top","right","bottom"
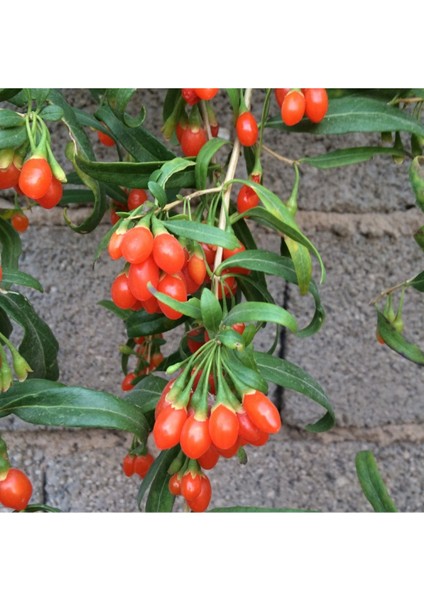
{"left": 239, "top": 205, "right": 326, "bottom": 284}
{"left": 0, "top": 109, "right": 25, "bottom": 128}
{"left": 254, "top": 351, "right": 335, "bottom": 432}
{"left": 0, "top": 379, "right": 149, "bottom": 439}
{"left": 355, "top": 451, "right": 398, "bottom": 512}
{"left": 48, "top": 90, "right": 107, "bottom": 233}
{"left": 153, "top": 157, "right": 195, "bottom": 190}
{"left": 301, "top": 146, "right": 406, "bottom": 169}
{"left": 409, "top": 156, "right": 424, "bottom": 212}
{"left": 145, "top": 456, "right": 177, "bottom": 512}
{"left": 200, "top": 288, "right": 223, "bottom": 335}
{"left": 20, "top": 503, "right": 62, "bottom": 513}
{"left": 60, "top": 188, "right": 95, "bottom": 205}
{"left": 0, "top": 89, "right": 22, "bottom": 102}
{"left": 222, "top": 348, "right": 268, "bottom": 394}
{"left": 376, "top": 309, "right": 424, "bottom": 365}
{"left": 409, "top": 271, "right": 424, "bottom": 292}
{"left": 209, "top": 506, "right": 315, "bottom": 513}
{"left": 224, "top": 301, "right": 297, "bottom": 333}
{"left": 74, "top": 155, "right": 201, "bottom": 190}
{"left": 31, "top": 89, "right": 51, "bottom": 107}
{"left": 217, "top": 328, "right": 244, "bottom": 351}
{"left": 148, "top": 285, "right": 202, "bottom": 320}
{"left": 226, "top": 89, "right": 240, "bottom": 116}
{"left": 0, "top": 307, "right": 12, "bottom": 339}
{"left": 0, "top": 218, "right": 22, "bottom": 270}
{"left": 137, "top": 447, "right": 180, "bottom": 511}
{"left": 1, "top": 267, "right": 43, "bottom": 293}
{"left": 414, "top": 225, "right": 424, "bottom": 251}
{"left": 96, "top": 105, "right": 175, "bottom": 162}
{"left": 195, "top": 137, "right": 229, "bottom": 190}
{"left": 0, "top": 292, "right": 59, "bottom": 380}
{"left": 98, "top": 299, "right": 133, "bottom": 320}
{"left": 148, "top": 181, "right": 168, "bottom": 206}
{"left": 285, "top": 237, "right": 312, "bottom": 296}
{"left": 163, "top": 220, "right": 239, "bottom": 250}
{"left": 0, "top": 126, "right": 28, "bottom": 150}
{"left": 163, "top": 88, "right": 181, "bottom": 122}
{"left": 38, "top": 105, "right": 64, "bottom": 122}
{"left": 267, "top": 95, "right": 424, "bottom": 137}
{"left": 126, "top": 310, "right": 187, "bottom": 338}
{"left": 105, "top": 88, "right": 146, "bottom": 128}
{"left": 125, "top": 375, "right": 168, "bottom": 414}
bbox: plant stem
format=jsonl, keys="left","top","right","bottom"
{"left": 262, "top": 144, "right": 298, "bottom": 166}
{"left": 212, "top": 88, "right": 253, "bottom": 297}
{"left": 369, "top": 280, "right": 411, "bottom": 306}
{"left": 199, "top": 100, "right": 212, "bottom": 139}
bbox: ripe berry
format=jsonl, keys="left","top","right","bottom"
{"left": 153, "top": 233, "right": 186, "bottom": 275}
{"left": 236, "top": 111, "right": 258, "bottom": 147}
{"left": 209, "top": 404, "right": 239, "bottom": 450}
{"left": 122, "top": 454, "right": 136, "bottom": 477}
{"left": 237, "top": 184, "right": 260, "bottom": 214}
{"left": 36, "top": 177, "right": 63, "bottom": 209}
{"left": 11, "top": 213, "right": 29, "bottom": 233}
{"left": 121, "top": 372, "right": 136, "bottom": 391}
{"left": 133, "top": 454, "right": 154, "bottom": 478}
{"left": 111, "top": 273, "right": 137, "bottom": 310}
{"left": 281, "top": 90, "right": 306, "bottom": 126}
{"left": 181, "top": 472, "right": 202, "bottom": 502}
{"left": 304, "top": 88, "right": 329, "bottom": 123}
{"left": 187, "top": 475, "right": 212, "bottom": 512}
{"left": 0, "top": 162, "right": 20, "bottom": 190}
{"left": 19, "top": 157, "right": 53, "bottom": 200}
{"left": 242, "top": 390, "right": 281, "bottom": 434}
{"left": 180, "top": 127, "right": 207, "bottom": 157}
{"left": 121, "top": 226, "right": 154, "bottom": 264}
{"left": 181, "top": 89, "right": 200, "bottom": 105}
{"left": 127, "top": 188, "right": 148, "bottom": 211}
{"left": 194, "top": 89, "right": 219, "bottom": 101}
{"left": 0, "top": 468, "right": 33, "bottom": 511}
{"left": 97, "top": 130, "right": 115, "bottom": 147}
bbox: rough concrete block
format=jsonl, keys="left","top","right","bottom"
{"left": 283, "top": 229, "right": 424, "bottom": 429}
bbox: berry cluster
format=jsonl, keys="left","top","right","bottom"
{"left": 276, "top": 88, "right": 329, "bottom": 126}
{"left": 151, "top": 335, "right": 282, "bottom": 511}
{"left": 121, "top": 334, "right": 164, "bottom": 391}
{"left": 122, "top": 452, "right": 154, "bottom": 478}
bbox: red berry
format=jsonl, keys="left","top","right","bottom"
{"left": 304, "top": 88, "right": 328, "bottom": 123}
{"left": 153, "top": 405, "right": 187, "bottom": 450}
{"left": 127, "top": 189, "right": 148, "bottom": 211}
{"left": 194, "top": 89, "right": 219, "bottom": 101}
{"left": 181, "top": 89, "right": 200, "bottom": 106}
{"left": 168, "top": 473, "right": 182, "bottom": 495}
{"left": 157, "top": 273, "right": 187, "bottom": 320}
{"left": 19, "top": 158, "right": 52, "bottom": 200}
{"left": 133, "top": 454, "right": 154, "bottom": 478}
{"left": 242, "top": 390, "right": 281, "bottom": 434}
{"left": 121, "top": 226, "right": 154, "bottom": 264}
{"left": 153, "top": 233, "right": 186, "bottom": 275}
{"left": 180, "top": 127, "right": 207, "bottom": 157}
{"left": 128, "top": 257, "right": 160, "bottom": 302}
{"left": 209, "top": 404, "right": 239, "bottom": 450}
{"left": 111, "top": 273, "right": 137, "bottom": 310}
{"left": 274, "top": 88, "right": 290, "bottom": 108}
{"left": 122, "top": 454, "right": 136, "bottom": 477}
{"left": 187, "top": 475, "right": 212, "bottom": 512}
{"left": 0, "top": 468, "right": 32, "bottom": 511}
{"left": 236, "top": 111, "right": 258, "bottom": 147}
{"left": 237, "top": 184, "right": 259, "bottom": 214}
{"left": 11, "top": 213, "right": 29, "bottom": 233}
{"left": 0, "top": 162, "right": 20, "bottom": 190}
{"left": 281, "top": 90, "right": 306, "bottom": 126}
{"left": 36, "top": 177, "right": 63, "bottom": 209}
{"left": 181, "top": 471, "right": 202, "bottom": 502}
{"left": 121, "top": 372, "right": 136, "bottom": 391}
{"left": 97, "top": 130, "right": 115, "bottom": 147}
{"left": 180, "top": 414, "right": 211, "bottom": 459}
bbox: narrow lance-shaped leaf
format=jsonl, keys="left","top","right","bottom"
{"left": 224, "top": 302, "right": 297, "bottom": 333}
{"left": 285, "top": 237, "right": 312, "bottom": 296}
{"left": 124, "top": 375, "right": 168, "bottom": 414}
{"left": 48, "top": 90, "right": 107, "bottom": 233}
{"left": 0, "top": 126, "right": 28, "bottom": 150}
{"left": 137, "top": 447, "right": 180, "bottom": 511}
{"left": 376, "top": 309, "right": 424, "bottom": 365}
{"left": 409, "top": 156, "right": 424, "bottom": 212}
{"left": 0, "top": 109, "right": 25, "bottom": 128}
{"left": 0, "top": 218, "right": 22, "bottom": 270}
{"left": 1, "top": 268, "right": 43, "bottom": 293}
{"left": 355, "top": 451, "right": 398, "bottom": 512}
{"left": 409, "top": 271, "right": 424, "bottom": 292}
{"left": 0, "top": 379, "right": 149, "bottom": 440}
{"left": 126, "top": 309, "right": 187, "bottom": 338}
{"left": 164, "top": 219, "right": 239, "bottom": 250}
{"left": 254, "top": 351, "right": 335, "bottom": 432}
{"left": 195, "top": 137, "right": 229, "bottom": 190}
{"left": 238, "top": 205, "right": 326, "bottom": 284}
{"left": 0, "top": 292, "right": 59, "bottom": 380}
{"left": 300, "top": 146, "right": 406, "bottom": 169}
{"left": 200, "top": 288, "right": 223, "bottom": 335}
{"left": 147, "top": 285, "right": 202, "bottom": 320}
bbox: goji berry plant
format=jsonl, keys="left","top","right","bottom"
{"left": 0, "top": 87, "right": 423, "bottom": 512}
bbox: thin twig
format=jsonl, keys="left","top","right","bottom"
{"left": 262, "top": 144, "right": 298, "bottom": 166}
{"left": 212, "top": 88, "right": 253, "bottom": 296}
{"left": 369, "top": 280, "right": 411, "bottom": 306}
